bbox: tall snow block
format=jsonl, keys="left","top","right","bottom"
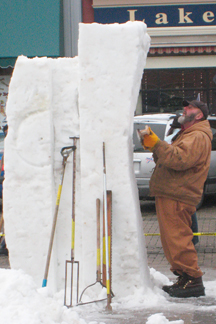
{"left": 78, "top": 22, "right": 151, "bottom": 297}
{"left": 4, "top": 56, "right": 79, "bottom": 290}
{"left": 4, "top": 56, "right": 54, "bottom": 287}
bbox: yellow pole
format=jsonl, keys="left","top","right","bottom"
{"left": 144, "top": 232, "right": 216, "bottom": 236}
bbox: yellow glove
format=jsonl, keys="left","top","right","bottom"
{"left": 142, "top": 126, "right": 160, "bottom": 151}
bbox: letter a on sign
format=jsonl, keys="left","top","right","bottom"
{"left": 178, "top": 8, "right": 193, "bottom": 24}
{"left": 155, "top": 13, "right": 168, "bottom": 25}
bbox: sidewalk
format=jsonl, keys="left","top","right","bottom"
{"left": 141, "top": 197, "right": 216, "bottom": 281}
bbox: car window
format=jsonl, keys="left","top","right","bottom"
{"left": 133, "top": 123, "right": 166, "bottom": 152}
{"left": 209, "top": 120, "right": 216, "bottom": 151}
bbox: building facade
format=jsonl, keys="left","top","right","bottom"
{"left": 1, "top": 0, "right": 216, "bottom": 118}
{"left": 0, "top": 0, "right": 82, "bottom": 125}
{"left": 85, "top": 0, "right": 216, "bottom": 115}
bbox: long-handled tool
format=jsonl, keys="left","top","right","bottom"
{"left": 42, "top": 145, "right": 75, "bottom": 288}
{"left": 78, "top": 198, "right": 107, "bottom": 305}
{"left": 64, "top": 136, "right": 79, "bottom": 307}
{"left": 0, "top": 215, "right": 4, "bottom": 244}
{"left": 102, "top": 142, "right": 112, "bottom": 311}
{"left": 0, "top": 214, "right": 4, "bottom": 232}
{"left": 102, "top": 190, "right": 112, "bottom": 294}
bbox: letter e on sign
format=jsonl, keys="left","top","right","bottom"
{"left": 203, "top": 11, "right": 214, "bottom": 23}
{"left": 155, "top": 13, "right": 168, "bottom": 25}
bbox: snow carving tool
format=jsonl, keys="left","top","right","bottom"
{"left": 78, "top": 198, "right": 108, "bottom": 305}
{"left": 42, "top": 145, "right": 75, "bottom": 288}
{"left": 136, "top": 125, "right": 150, "bottom": 144}
{"left": 64, "top": 136, "right": 80, "bottom": 307}
{"left": 102, "top": 190, "right": 113, "bottom": 306}
{"left": 102, "top": 142, "right": 112, "bottom": 311}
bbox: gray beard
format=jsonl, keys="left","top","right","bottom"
{"left": 178, "top": 113, "right": 197, "bottom": 125}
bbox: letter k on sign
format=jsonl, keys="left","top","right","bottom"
{"left": 178, "top": 8, "right": 193, "bottom": 23}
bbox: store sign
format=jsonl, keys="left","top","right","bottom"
{"left": 94, "top": 4, "right": 216, "bottom": 27}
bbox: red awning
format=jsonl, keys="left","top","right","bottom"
{"left": 149, "top": 46, "right": 216, "bottom": 55}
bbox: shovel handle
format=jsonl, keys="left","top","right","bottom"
{"left": 96, "top": 198, "right": 101, "bottom": 281}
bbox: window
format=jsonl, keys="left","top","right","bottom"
{"left": 141, "top": 68, "right": 216, "bottom": 115}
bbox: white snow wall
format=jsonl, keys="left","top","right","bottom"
{"left": 4, "top": 56, "right": 80, "bottom": 292}
{"left": 78, "top": 22, "right": 151, "bottom": 297}
{"left": 4, "top": 22, "right": 151, "bottom": 297}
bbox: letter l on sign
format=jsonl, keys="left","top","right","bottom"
{"left": 128, "top": 10, "right": 137, "bottom": 21}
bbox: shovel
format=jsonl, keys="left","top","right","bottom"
{"left": 42, "top": 145, "right": 75, "bottom": 287}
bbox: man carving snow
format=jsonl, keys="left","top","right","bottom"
{"left": 139, "top": 100, "right": 212, "bottom": 298}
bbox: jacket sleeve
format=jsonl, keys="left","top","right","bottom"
{"left": 153, "top": 131, "right": 210, "bottom": 171}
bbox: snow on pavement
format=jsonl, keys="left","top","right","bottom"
{"left": 1, "top": 267, "right": 216, "bottom": 324}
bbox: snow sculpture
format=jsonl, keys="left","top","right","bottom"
{"left": 78, "top": 22, "right": 151, "bottom": 297}
{"left": 4, "top": 22, "right": 151, "bottom": 298}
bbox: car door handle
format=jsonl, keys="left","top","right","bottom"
{"left": 133, "top": 159, "right": 141, "bottom": 163}
{"left": 133, "top": 159, "right": 141, "bottom": 173}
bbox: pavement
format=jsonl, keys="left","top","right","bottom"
{"left": 141, "top": 196, "right": 216, "bottom": 282}
{"left": 1, "top": 196, "right": 216, "bottom": 323}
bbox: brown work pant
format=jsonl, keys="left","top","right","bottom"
{"left": 155, "top": 197, "right": 203, "bottom": 278}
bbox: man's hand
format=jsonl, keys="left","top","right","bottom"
{"left": 141, "top": 126, "right": 160, "bottom": 151}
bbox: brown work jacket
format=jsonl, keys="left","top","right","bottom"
{"left": 149, "top": 120, "right": 213, "bottom": 206}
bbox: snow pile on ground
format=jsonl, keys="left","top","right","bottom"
{"left": 0, "top": 268, "right": 86, "bottom": 324}
{"left": 0, "top": 267, "right": 172, "bottom": 324}
{"left": 1, "top": 267, "right": 216, "bottom": 324}
{"left": 146, "top": 313, "right": 183, "bottom": 324}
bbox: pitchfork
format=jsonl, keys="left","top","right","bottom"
{"left": 64, "top": 136, "right": 79, "bottom": 307}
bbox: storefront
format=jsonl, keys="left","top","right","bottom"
{"left": 88, "top": 0, "right": 216, "bottom": 115}
{"left": 1, "top": 1, "right": 216, "bottom": 116}
{"left": 0, "top": 0, "right": 66, "bottom": 128}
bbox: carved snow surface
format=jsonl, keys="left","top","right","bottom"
{"left": 4, "top": 22, "right": 151, "bottom": 299}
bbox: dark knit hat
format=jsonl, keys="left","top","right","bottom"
{"left": 182, "top": 100, "right": 209, "bottom": 119}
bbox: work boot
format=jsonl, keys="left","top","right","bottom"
{"left": 162, "top": 273, "right": 185, "bottom": 293}
{"left": 168, "top": 273, "right": 205, "bottom": 298}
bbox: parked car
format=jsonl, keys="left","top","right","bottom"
{"left": 133, "top": 113, "right": 216, "bottom": 208}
